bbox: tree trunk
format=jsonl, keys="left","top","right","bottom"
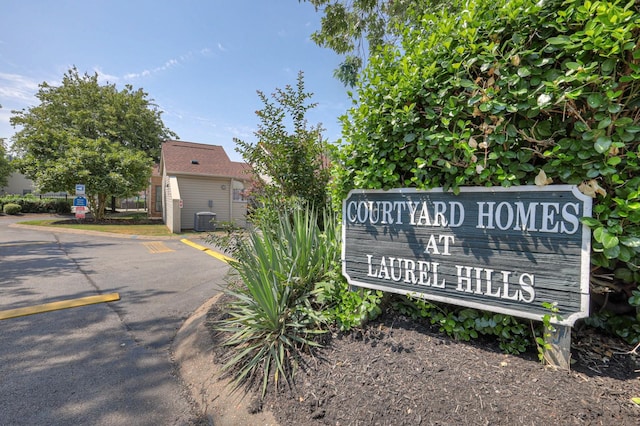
{"left": 95, "top": 193, "right": 107, "bottom": 221}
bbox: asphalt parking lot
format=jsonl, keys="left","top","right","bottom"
{"left": 0, "top": 215, "right": 228, "bottom": 425}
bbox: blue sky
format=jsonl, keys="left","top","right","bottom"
{"left": 0, "top": 0, "right": 352, "bottom": 162}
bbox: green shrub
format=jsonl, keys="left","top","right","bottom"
{"left": 313, "top": 269, "right": 384, "bottom": 331}
{"left": 19, "top": 197, "right": 40, "bottom": 213}
{"left": 392, "top": 296, "right": 531, "bottom": 354}
{"left": 332, "top": 0, "right": 640, "bottom": 342}
{"left": 52, "top": 199, "right": 72, "bottom": 214}
{"left": 204, "top": 221, "right": 247, "bottom": 258}
{"left": 3, "top": 203, "right": 22, "bottom": 215}
{"left": 0, "top": 195, "right": 72, "bottom": 214}
{"left": 214, "top": 207, "right": 337, "bottom": 396}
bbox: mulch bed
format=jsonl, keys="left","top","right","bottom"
{"left": 207, "top": 298, "right": 640, "bottom": 426}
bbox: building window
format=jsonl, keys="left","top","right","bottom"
{"left": 233, "top": 188, "right": 246, "bottom": 202}
{"left": 155, "top": 185, "right": 162, "bottom": 212}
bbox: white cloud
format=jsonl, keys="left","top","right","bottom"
{"left": 93, "top": 67, "right": 120, "bottom": 84}
{"left": 0, "top": 73, "right": 40, "bottom": 103}
{"left": 164, "top": 58, "right": 178, "bottom": 68}
{"left": 0, "top": 73, "right": 41, "bottom": 139}
{"left": 123, "top": 48, "right": 213, "bottom": 81}
{"left": 216, "top": 43, "right": 226, "bottom": 52}
{"left": 224, "top": 124, "right": 253, "bottom": 140}
{"left": 0, "top": 108, "right": 12, "bottom": 124}
{"left": 193, "top": 115, "right": 217, "bottom": 127}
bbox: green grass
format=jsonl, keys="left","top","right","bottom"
{"left": 18, "top": 219, "right": 177, "bottom": 237}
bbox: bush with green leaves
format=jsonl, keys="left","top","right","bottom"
{"left": 0, "top": 195, "right": 72, "bottom": 214}
{"left": 214, "top": 207, "right": 339, "bottom": 396}
{"left": 204, "top": 220, "right": 247, "bottom": 258}
{"left": 235, "top": 71, "right": 331, "bottom": 218}
{"left": 392, "top": 296, "right": 531, "bottom": 354}
{"left": 331, "top": 0, "right": 640, "bottom": 341}
{"left": 2, "top": 203, "right": 22, "bottom": 215}
{"left": 52, "top": 199, "right": 72, "bottom": 214}
{"left": 313, "top": 268, "right": 384, "bottom": 331}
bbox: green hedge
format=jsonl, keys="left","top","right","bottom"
{"left": 331, "top": 0, "right": 640, "bottom": 343}
{"left": 0, "top": 195, "right": 71, "bottom": 214}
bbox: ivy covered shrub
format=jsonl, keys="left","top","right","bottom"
{"left": 331, "top": 0, "right": 640, "bottom": 342}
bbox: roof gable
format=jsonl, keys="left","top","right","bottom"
{"left": 161, "top": 140, "right": 251, "bottom": 180}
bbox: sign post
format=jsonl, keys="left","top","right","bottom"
{"left": 342, "top": 185, "right": 592, "bottom": 368}
{"left": 74, "top": 183, "right": 87, "bottom": 219}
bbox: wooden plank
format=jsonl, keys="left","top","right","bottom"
{"left": 342, "top": 186, "right": 592, "bottom": 326}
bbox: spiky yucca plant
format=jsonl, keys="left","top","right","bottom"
{"left": 215, "top": 207, "right": 338, "bottom": 396}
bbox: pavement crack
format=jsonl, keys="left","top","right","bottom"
{"left": 52, "top": 234, "right": 132, "bottom": 332}
{"left": 53, "top": 233, "right": 101, "bottom": 293}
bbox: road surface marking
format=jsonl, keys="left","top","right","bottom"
{"left": 180, "top": 239, "right": 234, "bottom": 264}
{"left": 0, "top": 241, "right": 51, "bottom": 247}
{"left": 0, "top": 293, "right": 121, "bottom": 320}
{"left": 142, "top": 241, "right": 174, "bottom": 253}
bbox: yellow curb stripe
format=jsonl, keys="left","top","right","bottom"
{"left": 0, "top": 241, "right": 51, "bottom": 248}
{"left": 180, "top": 239, "right": 234, "bottom": 264}
{"left": 0, "top": 293, "right": 121, "bottom": 321}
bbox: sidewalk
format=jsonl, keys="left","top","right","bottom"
{"left": 172, "top": 294, "right": 278, "bottom": 425}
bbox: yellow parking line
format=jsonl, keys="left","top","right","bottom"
{"left": 142, "top": 241, "right": 174, "bottom": 253}
{"left": 0, "top": 293, "right": 121, "bottom": 321}
{"left": 0, "top": 241, "right": 51, "bottom": 247}
{"left": 180, "top": 239, "right": 234, "bottom": 264}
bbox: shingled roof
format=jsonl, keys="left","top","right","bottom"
{"left": 160, "top": 140, "right": 251, "bottom": 180}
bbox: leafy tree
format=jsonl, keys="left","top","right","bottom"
{"left": 302, "top": 0, "right": 453, "bottom": 86}
{"left": 331, "top": 0, "right": 640, "bottom": 342}
{"left": 234, "top": 71, "right": 330, "bottom": 219}
{"left": 10, "top": 67, "right": 175, "bottom": 219}
{"left": 0, "top": 138, "right": 13, "bottom": 188}
{"left": 0, "top": 104, "right": 13, "bottom": 188}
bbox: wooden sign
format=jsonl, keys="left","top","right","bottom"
{"left": 342, "top": 186, "right": 592, "bottom": 326}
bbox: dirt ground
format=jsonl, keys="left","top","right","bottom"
{"left": 189, "top": 294, "right": 640, "bottom": 426}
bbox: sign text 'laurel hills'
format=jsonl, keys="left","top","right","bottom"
{"left": 341, "top": 186, "right": 593, "bottom": 325}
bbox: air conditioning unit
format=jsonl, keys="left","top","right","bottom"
{"left": 194, "top": 211, "right": 216, "bottom": 232}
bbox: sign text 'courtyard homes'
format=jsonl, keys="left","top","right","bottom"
{"left": 342, "top": 186, "right": 592, "bottom": 325}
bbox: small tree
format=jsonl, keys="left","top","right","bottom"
{"left": 10, "top": 67, "right": 175, "bottom": 220}
{"left": 0, "top": 103, "right": 13, "bottom": 188}
{"left": 0, "top": 138, "right": 12, "bottom": 189}
{"left": 234, "top": 71, "right": 331, "bottom": 222}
